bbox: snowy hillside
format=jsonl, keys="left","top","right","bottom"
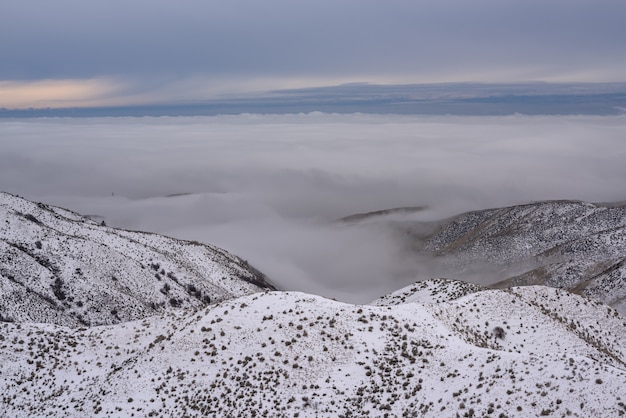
{"left": 1, "top": 282, "right": 625, "bottom": 417}
{"left": 0, "top": 192, "right": 274, "bottom": 326}
{"left": 371, "top": 278, "right": 485, "bottom": 305}
{"left": 2, "top": 194, "right": 625, "bottom": 417}
{"left": 383, "top": 200, "right": 626, "bottom": 313}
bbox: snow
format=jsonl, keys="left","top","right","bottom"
{"left": 371, "top": 278, "right": 485, "bottom": 305}
{"left": 0, "top": 192, "right": 272, "bottom": 326}
{"left": 1, "top": 286, "right": 625, "bottom": 417}
{"left": 390, "top": 200, "right": 626, "bottom": 313}
{"left": 2, "top": 192, "right": 626, "bottom": 417}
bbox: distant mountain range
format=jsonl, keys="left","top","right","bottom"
{"left": 1, "top": 193, "right": 625, "bottom": 417}
{"left": 2, "top": 82, "right": 625, "bottom": 117}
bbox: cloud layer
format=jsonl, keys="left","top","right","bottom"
{"left": 2, "top": 113, "right": 625, "bottom": 301}
{"left": 2, "top": 1, "right": 626, "bottom": 107}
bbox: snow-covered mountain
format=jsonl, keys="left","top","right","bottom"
{"left": 1, "top": 282, "right": 625, "bottom": 417}
{"left": 0, "top": 192, "right": 274, "bottom": 326}
{"left": 383, "top": 200, "right": 626, "bottom": 313}
{"left": 2, "top": 194, "right": 626, "bottom": 417}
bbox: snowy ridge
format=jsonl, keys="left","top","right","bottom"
{"left": 391, "top": 200, "right": 626, "bottom": 312}
{"left": 0, "top": 192, "right": 273, "bottom": 326}
{"left": 371, "top": 278, "right": 485, "bottom": 306}
{"left": 1, "top": 284, "right": 625, "bottom": 417}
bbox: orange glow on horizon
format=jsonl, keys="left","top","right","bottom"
{"left": 0, "top": 79, "right": 121, "bottom": 109}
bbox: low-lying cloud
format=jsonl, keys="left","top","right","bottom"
{"left": 2, "top": 113, "right": 626, "bottom": 302}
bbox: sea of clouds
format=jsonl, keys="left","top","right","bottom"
{"left": 2, "top": 113, "right": 625, "bottom": 302}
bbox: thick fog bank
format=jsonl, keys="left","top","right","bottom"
{"left": 2, "top": 113, "right": 625, "bottom": 302}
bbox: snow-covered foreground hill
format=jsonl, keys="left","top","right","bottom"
{"left": 0, "top": 192, "right": 273, "bottom": 326}
{"left": 2, "top": 282, "right": 625, "bottom": 417}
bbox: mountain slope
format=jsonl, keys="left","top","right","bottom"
{"left": 371, "top": 277, "right": 485, "bottom": 305}
{"left": 386, "top": 200, "right": 626, "bottom": 313}
{"left": 1, "top": 283, "right": 625, "bottom": 417}
{"left": 0, "top": 192, "right": 274, "bottom": 326}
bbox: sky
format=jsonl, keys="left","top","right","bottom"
{"left": 2, "top": 114, "right": 626, "bottom": 302}
{"left": 2, "top": 0, "right": 626, "bottom": 108}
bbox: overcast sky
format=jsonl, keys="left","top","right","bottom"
{"left": 3, "top": 114, "right": 626, "bottom": 301}
{"left": 2, "top": 0, "right": 626, "bottom": 108}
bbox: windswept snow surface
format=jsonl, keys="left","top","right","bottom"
{"left": 0, "top": 192, "right": 273, "bottom": 326}
{"left": 1, "top": 283, "right": 625, "bottom": 417}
